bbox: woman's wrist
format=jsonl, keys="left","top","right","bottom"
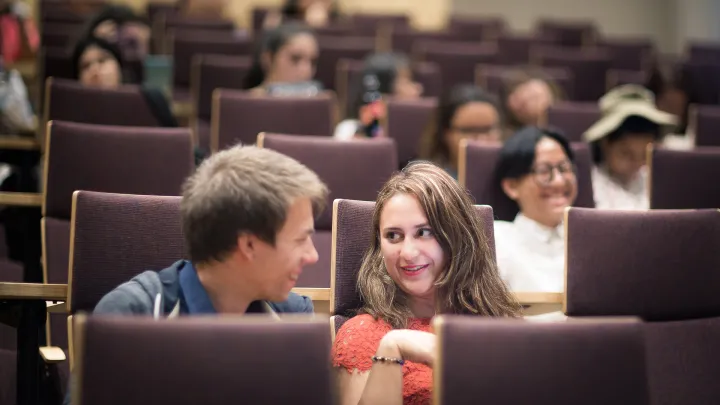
{"left": 376, "top": 332, "right": 403, "bottom": 359}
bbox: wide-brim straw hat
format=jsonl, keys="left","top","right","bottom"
{"left": 583, "top": 84, "right": 677, "bottom": 143}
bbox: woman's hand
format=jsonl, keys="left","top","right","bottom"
{"left": 379, "top": 329, "right": 436, "bottom": 367}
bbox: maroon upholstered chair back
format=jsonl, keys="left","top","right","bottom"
{"left": 691, "top": 105, "right": 720, "bottom": 148}
{"left": 69, "top": 191, "right": 185, "bottom": 314}
{"left": 565, "top": 208, "right": 720, "bottom": 320}
{"left": 546, "top": 102, "right": 601, "bottom": 142}
{"left": 76, "top": 317, "right": 333, "bottom": 405}
{"left": 350, "top": 14, "right": 409, "bottom": 37}
{"left": 534, "top": 47, "right": 612, "bottom": 101}
{"left": 192, "top": 55, "right": 251, "bottom": 151}
{"left": 386, "top": 97, "right": 437, "bottom": 167}
{"left": 448, "top": 17, "right": 506, "bottom": 41}
{"left": 595, "top": 38, "right": 654, "bottom": 71}
{"left": 650, "top": 147, "right": 720, "bottom": 209}
{"left": 460, "top": 142, "right": 594, "bottom": 221}
{"left": 45, "top": 78, "right": 162, "bottom": 127}
{"left": 415, "top": 41, "right": 497, "bottom": 90}
{"left": 339, "top": 59, "right": 441, "bottom": 118}
{"left": 537, "top": 20, "right": 597, "bottom": 48}
{"left": 689, "top": 41, "right": 720, "bottom": 64}
{"left": 259, "top": 135, "right": 396, "bottom": 288}
{"left": 316, "top": 36, "right": 376, "bottom": 91}
{"left": 331, "top": 200, "right": 495, "bottom": 329}
{"left": 435, "top": 316, "right": 649, "bottom": 405}
{"left": 495, "top": 34, "right": 556, "bottom": 66}
{"left": 391, "top": 28, "right": 456, "bottom": 55}
{"left": 172, "top": 31, "right": 253, "bottom": 89}
{"left": 212, "top": 90, "right": 334, "bottom": 151}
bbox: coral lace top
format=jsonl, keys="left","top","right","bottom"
{"left": 332, "top": 314, "right": 433, "bottom": 405}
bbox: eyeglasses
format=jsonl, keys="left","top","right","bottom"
{"left": 530, "top": 161, "right": 576, "bottom": 185}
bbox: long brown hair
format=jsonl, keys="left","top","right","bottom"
{"left": 356, "top": 162, "right": 520, "bottom": 328}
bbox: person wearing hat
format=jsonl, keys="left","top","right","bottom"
{"left": 584, "top": 85, "right": 677, "bottom": 210}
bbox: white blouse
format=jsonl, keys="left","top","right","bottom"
{"left": 333, "top": 119, "right": 360, "bottom": 140}
{"left": 494, "top": 214, "right": 565, "bottom": 293}
{"left": 591, "top": 165, "right": 649, "bottom": 211}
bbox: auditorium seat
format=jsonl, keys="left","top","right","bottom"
{"left": 532, "top": 46, "right": 612, "bottom": 101}
{"left": 648, "top": 146, "right": 720, "bottom": 209}
{"left": 458, "top": 142, "right": 595, "bottom": 221}
{"left": 564, "top": 208, "right": 720, "bottom": 405}
{"left": 211, "top": 90, "right": 335, "bottom": 151}
{"left": 435, "top": 316, "right": 649, "bottom": 405}
{"left": 315, "top": 36, "right": 377, "bottom": 92}
{"left": 330, "top": 199, "right": 495, "bottom": 332}
{"left": 546, "top": 101, "right": 601, "bottom": 142}
{"left": 415, "top": 40, "right": 497, "bottom": 90}
{"left": 386, "top": 97, "right": 438, "bottom": 167}
{"left": 42, "top": 121, "right": 193, "bottom": 352}
{"left": 258, "top": 134, "right": 397, "bottom": 290}
{"left": 74, "top": 316, "right": 333, "bottom": 405}
{"left": 191, "top": 55, "right": 251, "bottom": 152}
{"left": 688, "top": 104, "right": 720, "bottom": 147}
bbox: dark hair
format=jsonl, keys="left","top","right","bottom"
{"left": 590, "top": 115, "right": 661, "bottom": 163}
{"left": 243, "top": 22, "right": 316, "bottom": 89}
{"left": 80, "top": 5, "right": 149, "bottom": 40}
{"left": 420, "top": 84, "right": 501, "bottom": 164}
{"left": 71, "top": 36, "right": 124, "bottom": 80}
{"left": 281, "top": 0, "right": 338, "bottom": 21}
{"left": 348, "top": 52, "right": 410, "bottom": 119}
{"left": 495, "top": 126, "right": 574, "bottom": 183}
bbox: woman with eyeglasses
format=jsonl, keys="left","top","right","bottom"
{"left": 419, "top": 84, "right": 502, "bottom": 179}
{"left": 493, "top": 127, "right": 577, "bottom": 293}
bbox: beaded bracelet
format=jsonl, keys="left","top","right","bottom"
{"left": 372, "top": 355, "right": 405, "bottom": 365}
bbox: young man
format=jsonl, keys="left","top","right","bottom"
{"left": 93, "top": 145, "right": 328, "bottom": 316}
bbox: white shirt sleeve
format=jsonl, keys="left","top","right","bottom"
{"left": 333, "top": 119, "right": 360, "bottom": 141}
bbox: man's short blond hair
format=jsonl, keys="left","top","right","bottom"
{"left": 181, "top": 145, "right": 328, "bottom": 264}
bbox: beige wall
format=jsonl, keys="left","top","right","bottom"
{"left": 452, "top": 0, "right": 720, "bottom": 54}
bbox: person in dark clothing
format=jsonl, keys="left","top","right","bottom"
{"left": 63, "top": 145, "right": 329, "bottom": 405}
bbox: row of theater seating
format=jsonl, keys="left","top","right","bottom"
{"left": 40, "top": 187, "right": 720, "bottom": 405}
{"left": 7, "top": 119, "right": 715, "bottom": 367}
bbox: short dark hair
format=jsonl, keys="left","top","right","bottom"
{"left": 591, "top": 115, "right": 662, "bottom": 163}
{"left": 243, "top": 22, "right": 316, "bottom": 89}
{"left": 495, "top": 126, "right": 574, "bottom": 182}
{"left": 71, "top": 36, "right": 124, "bottom": 79}
{"left": 421, "top": 84, "right": 501, "bottom": 164}
{"left": 348, "top": 52, "right": 410, "bottom": 118}
{"left": 181, "top": 145, "right": 328, "bottom": 264}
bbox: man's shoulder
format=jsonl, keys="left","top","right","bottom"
{"left": 93, "top": 261, "right": 184, "bottom": 315}
{"left": 268, "top": 291, "right": 314, "bottom": 314}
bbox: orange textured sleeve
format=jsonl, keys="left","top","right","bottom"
{"left": 332, "top": 314, "right": 392, "bottom": 373}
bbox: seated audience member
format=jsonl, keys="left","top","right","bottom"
{"left": 91, "top": 145, "right": 325, "bottom": 315}
{"left": 0, "top": 0, "right": 39, "bottom": 63}
{"left": 334, "top": 52, "right": 423, "bottom": 140}
{"left": 333, "top": 162, "right": 520, "bottom": 405}
{"left": 243, "top": 22, "right": 320, "bottom": 94}
{"left": 62, "top": 146, "right": 326, "bottom": 405}
{"left": 71, "top": 36, "right": 177, "bottom": 127}
{"left": 500, "top": 68, "right": 561, "bottom": 138}
{"left": 80, "top": 5, "right": 151, "bottom": 58}
{"left": 494, "top": 127, "right": 577, "bottom": 293}
{"left": 264, "top": 0, "right": 338, "bottom": 29}
{"left": 584, "top": 85, "right": 676, "bottom": 210}
{"left": 419, "top": 84, "right": 502, "bottom": 178}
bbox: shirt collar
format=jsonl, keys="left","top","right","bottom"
{"left": 178, "top": 262, "right": 277, "bottom": 317}
{"left": 513, "top": 213, "right": 564, "bottom": 244}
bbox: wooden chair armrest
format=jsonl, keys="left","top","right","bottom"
{"left": 291, "top": 287, "right": 329, "bottom": 301}
{"left": 0, "top": 192, "right": 42, "bottom": 207}
{"left": 0, "top": 135, "right": 41, "bottom": 150}
{"left": 39, "top": 346, "right": 66, "bottom": 364}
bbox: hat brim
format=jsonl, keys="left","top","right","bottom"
{"left": 583, "top": 102, "right": 677, "bottom": 143}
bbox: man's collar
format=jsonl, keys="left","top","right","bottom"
{"left": 178, "top": 262, "right": 277, "bottom": 317}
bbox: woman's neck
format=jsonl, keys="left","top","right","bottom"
{"left": 409, "top": 296, "right": 436, "bottom": 319}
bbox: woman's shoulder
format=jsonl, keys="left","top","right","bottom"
{"left": 333, "top": 314, "right": 391, "bottom": 372}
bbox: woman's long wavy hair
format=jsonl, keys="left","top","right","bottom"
{"left": 357, "top": 162, "right": 521, "bottom": 328}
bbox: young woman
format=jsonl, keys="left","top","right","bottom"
{"left": 334, "top": 52, "right": 422, "bottom": 140}
{"left": 333, "top": 162, "right": 520, "bottom": 405}
{"left": 584, "top": 85, "right": 676, "bottom": 210}
{"left": 500, "top": 68, "right": 561, "bottom": 137}
{"left": 72, "top": 36, "right": 177, "bottom": 128}
{"left": 80, "top": 5, "right": 151, "bottom": 58}
{"left": 420, "top": 84, "right": 502, "bottom": 178}
{"left": 243, "top": 22, "right": 320, "bottom": 94}
{"left": 493, "top": 127, "right": 577, "bottom": 292}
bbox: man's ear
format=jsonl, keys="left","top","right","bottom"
{"left": 501, "top": 178, "right": 520, "bottom": 201}
{"left": 236, "top": 233, "right": 256, "bottom": 261}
